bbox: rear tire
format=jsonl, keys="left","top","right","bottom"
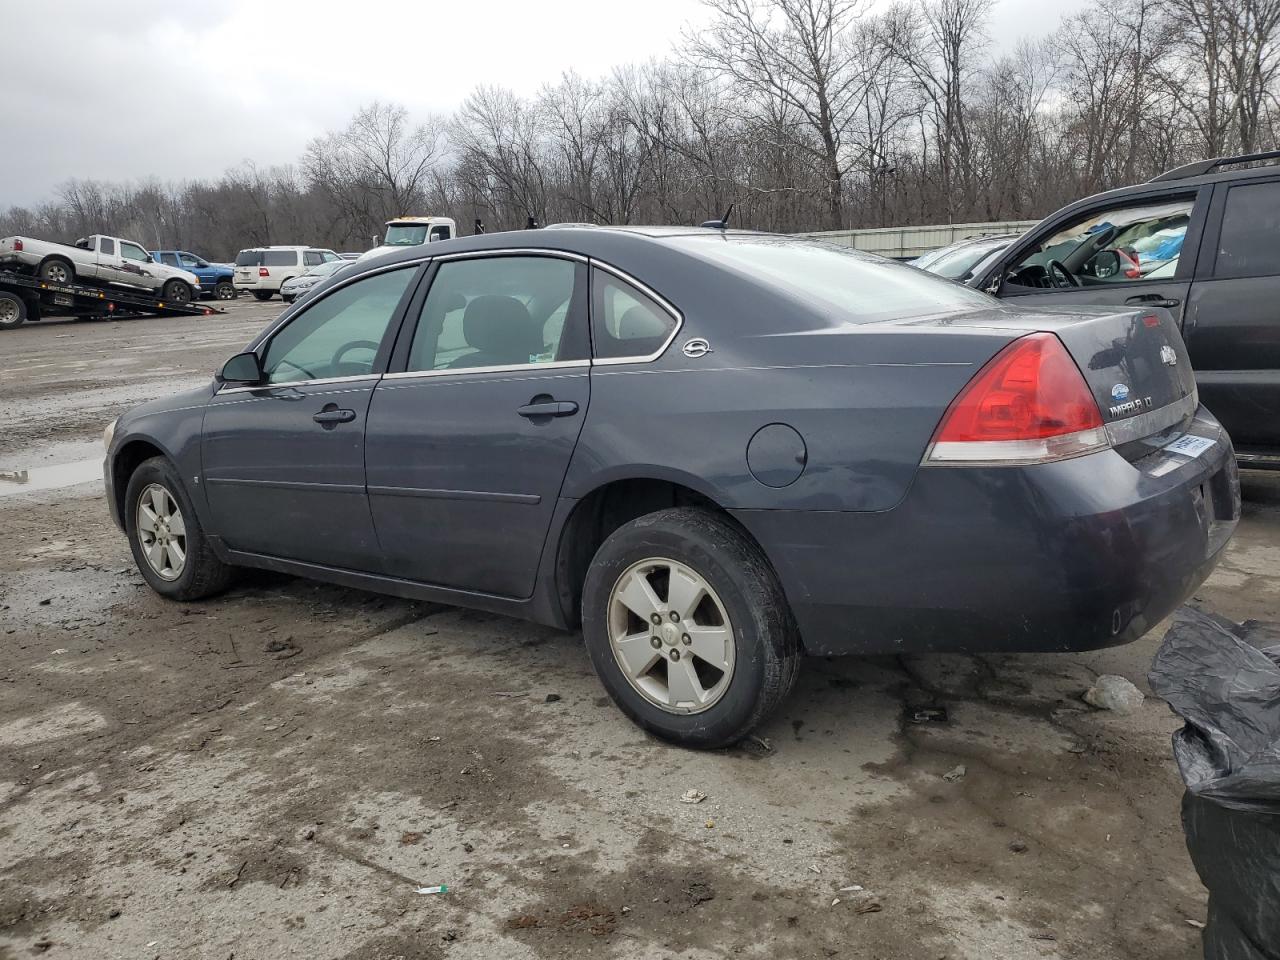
{"left": 214, "top": 281, "right": 236, "bottom": 300}
{"left": 252, "top": 290, "right": 274, "bottom": 302}
{"left": 581, "top": 507, "right": 801, "bottom": 749}
{"left": 0, "top": 291, "right": 27, "bottom": 330}
{"left": 38, "top": 257, "right": 74, "bottom": 285}
{"left": 162, "top": 279, "right": 192, "bottom": 303}
{"left": 125, "top": 456, "right": 234, "bottom": 601}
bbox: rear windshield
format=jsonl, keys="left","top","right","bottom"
{"left": 673, "top": 235, "right": 994, "bottom": 323}
{"left": 235, "top": 250, "right": 298, "bottom": 267}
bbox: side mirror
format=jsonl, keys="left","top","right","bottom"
{"left": 145, "top": 254, "right": 155, "bottom": 263}
{"left": 219, "top": 352, "right": 264, "bottom": 385}
{"left": 1086, "top": 250, "right": 1121, "bottom": 279}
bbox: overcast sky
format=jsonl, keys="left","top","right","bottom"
{"left": 0, "top": 0, "right": 1086, "bottom": 209}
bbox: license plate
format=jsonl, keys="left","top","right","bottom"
{"left": 1165, "top": 434, "right": 1215, "bottom": 458}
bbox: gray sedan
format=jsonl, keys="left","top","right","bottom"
{"left": 103, "top": 227, "right": 1240, "bottom": 748}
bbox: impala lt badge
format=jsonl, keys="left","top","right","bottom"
{"left": 682, "top": 337, "right": 712, "bottom": 358}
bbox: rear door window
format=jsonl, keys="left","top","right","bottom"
{"left": 263, "top": 251, "right": 297, "bottom": 268}
{"left": 158, "top": 253, "right": 180, "bottom": 267}
{"left": 591, "top": 270, "right": 677, "bottom": 359}
{"left": 304, "top": 251, "right": 324, "bottom": 267}
{"left": 99, "top": 238, "right": 116, "bottom": 256}
{"left": 406, "top": 256, "right": 585, "bottom": 371}
{"left": 1214, "top": 181, "right": 1280, "bottom": 279}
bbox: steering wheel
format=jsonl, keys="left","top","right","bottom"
{"left": 1045, "top": 259, "right": 1080, "bottom": 289}
{"left": 330, "top": 339, "right": 381, "bottom": 372}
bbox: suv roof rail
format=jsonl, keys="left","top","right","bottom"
{"left": 1151, "top": 148, "right": 1280, "bottom": 182}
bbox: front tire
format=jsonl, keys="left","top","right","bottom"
{"left": 214, "top": 281, "right": 236, "bottom": 300}
{"left": 581, "top": 507, "right": 801, "bottom": 749}
{"left": 162, "top": 279, "right": 192, "bottom": 303}
{"left": 125, "top": 457, "right": 233, "bottom": 601}
{"left": 0, "top": 291, "right": 27, "bottom": 330}
{"left": 252, "top": 290, "right": 274, "bottom": 302}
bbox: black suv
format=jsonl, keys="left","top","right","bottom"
{"left": 969, "top": 150, "right": 1280, "bottom": 467}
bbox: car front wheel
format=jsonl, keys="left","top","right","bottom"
{"left": 581, "top": 507, "right": 801, "bottom": 749}
{"left": 252, "top": 291, "right": 274, "bottom": 302}
{"left": 162, "top": 279, "right": 192, "bottom": 303}
{"left": 125, "top": 456, "right": 233, "bottom": 601}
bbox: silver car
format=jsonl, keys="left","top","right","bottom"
{"left": 280, "top": 260, "right": 346, "bottom": 304}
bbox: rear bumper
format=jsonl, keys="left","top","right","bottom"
{"left": 734, "top": 405, "right": 1240, "bottom": 655}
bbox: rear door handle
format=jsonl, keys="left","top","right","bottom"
{"left": 517, "top": 400, "right": 579, "bottom": 418}
{"left": 313, "top": 407, "right": 356, "bottom": 425}
{"left": 1125, "top": 294, "right": 1181, "bottom": 309}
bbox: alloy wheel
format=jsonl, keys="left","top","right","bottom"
{"left": 136, "top": 483, "right": 187, "bottom": 581}
{"left": 606, "top": 557, "right": 735, "bottom": 714}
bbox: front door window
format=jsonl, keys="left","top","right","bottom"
{"left": 1004, "top": 198, "right": 1195, "bottom": 292}
{"left": 260, "top": 268, "right": 415, "bottom": 384}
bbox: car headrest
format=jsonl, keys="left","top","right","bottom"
{"left": 616, "top": 305, "right": 669, "bottom": 344}
{"left": 461, "top": 295, "right": 542, "bottom": 363}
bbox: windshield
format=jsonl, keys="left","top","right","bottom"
{"left": 926, "top": 239, "right": 1011, "bottom": 280}
{"left": 384, "top": 224, "right": 429, "bottom": 246}
{"left": 305, "top": 261, "right": 342, "bottom": 278}
{"left": 674, "top": 235, "right": 994, "bottom": 323}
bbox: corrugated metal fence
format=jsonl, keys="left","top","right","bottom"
{"left": 797, "top": 220, "right": 1040, "bottom": 259}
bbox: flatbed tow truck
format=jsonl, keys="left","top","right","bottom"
{"left": 0, "top": 269, "right": 222, "bottom": 330}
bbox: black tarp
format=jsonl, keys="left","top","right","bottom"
{"left": 1149, "top": 606, "right": 1280, "bottom": 960}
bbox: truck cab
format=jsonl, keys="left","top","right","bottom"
{"left": 150, "top": 251, "right": 236, "bottom": 300}
{"left": 359, "top": 216, "right": 456, "bottom": 261}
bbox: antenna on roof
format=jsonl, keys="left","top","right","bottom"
{"left": 700, "top": 203, "right": 734, "bottom": 230}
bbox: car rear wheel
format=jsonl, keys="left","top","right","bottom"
{"left": 581, "top": 507, "right": 801, "bottom": 749}
{"left": 125, "top": 457, "right": 234, "bottom": 601}
{"left": 0, "top": 291, "right": 27, "bottom": 330}
{"left": 162, "top": 279, "right": 192, "bottom": 303}
{"left": 214, "top": 281, "right": 236, "bottom": 300}
{"left": 252, "top": 291, "right": 274, "bottom": 302}
{"left": 39, "top": 258, "right": 73, "bottom": 285}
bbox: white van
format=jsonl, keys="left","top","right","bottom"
{"left": 233, "top": 246, "right": 340, "bottom": 301}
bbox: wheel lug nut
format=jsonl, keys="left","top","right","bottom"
{"left": 650, "top": 636, "right": 661, "bottom": 649}
{"left": 670, "top": 611, "right": 680, "bottom": 621}
{"left": 650, "top": 613, "right": 661, "bottom": 625}
{"left": 682, "top": 634, "right": 691, "bottom": 645}
{"left": 669, "top": 649, "right": 681, "bottom": 661}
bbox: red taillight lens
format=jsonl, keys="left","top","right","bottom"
{"left": 13, "top": 239, "right": 23, "bottom": 252}
{"left": 258, "top": 267, "right": 269, "bottom": 277}
{"left": 926, "top": 332, "right": 1108, "bottom": 465}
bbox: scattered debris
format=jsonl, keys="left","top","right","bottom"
{"left": 942, "top": 764, "right": 967, "bottom": 782}
{"left": 705, "top": 819, "right": 715, "bottom": 829}
{"left": 679, "top": 789, "right": 707, "bottom": 804}
{"left": 1030, "top": 931, "right": 1057, "bottom": 941}
{"left": 831, "top": 897, "right": 841, "bottom": 907}
{"left": 1083, "top": 675, "right": 1145, "bottom": 714}
{"left": 1185, "top": 919, "right": 1206, "bottom": 929}
{"left": 855, "top": 900, "right": 883, "bottom": 914}
{"left": 415, "top": 885, "right": 448, "bottom": 895}
{"left": 462, "top": 842, "right": 474, "bottom": 853}
{"left": 227, "top": 860, "right": 247, "bottom": 888}
{"left": 1009, "top": 840, "right": 1029, "bottom": 853}
{"left": 839, "top": 885, "right": 864, "bottom": 893}
{"left": 544, "top": 693, "right": 562, "bottom": 703}
{"left": 400, "top": 832, "right": 423, "bottom": 846}
{"left": 684, "top": 880, "right": 715, "bottom": 905}
{"left": 747, "top": 734, "right": 773, "bottom": 752}
{"left": 907, "top": 705, "right": 949, "bottom": 724}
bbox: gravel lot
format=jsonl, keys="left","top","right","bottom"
{"left": 2, "top": 298, "right": 1278, "bottom": 960}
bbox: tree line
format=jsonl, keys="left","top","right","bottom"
{"left": 2, "top": 0, "right": 1277, "bottom": 260}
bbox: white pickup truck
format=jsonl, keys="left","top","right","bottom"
{"left": 0, "top": 234, "right": 202, "bottom": 302}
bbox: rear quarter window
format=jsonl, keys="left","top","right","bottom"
{"left": 235, "top": 250, "right": 263, "bottom": 266}
{"left": 264, "top": 251, "right": 298, "bottom": 267}
{"left": 673, "top": 236, "right": 994, "bottom": 323}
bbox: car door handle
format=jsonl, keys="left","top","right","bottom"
{"left": 313, "top": 407, "right": 356, "bottom": 425}
{"left": 517, "top": 400, "right": 579, "bottom": 418}
{"left": 1125, "top": 295, "right": 1181, "bottom": 308}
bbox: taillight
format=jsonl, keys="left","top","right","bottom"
{"left": 13, "top": 239, "right": 22, "bottom": 251}
{"left": 924, "top": 332, "right": 1108, "bottom": 465}
{"left": 259, "top": 267, "right": 269, "bottom": 277}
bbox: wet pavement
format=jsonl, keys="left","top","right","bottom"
{"left": 1, "top": 297, "right": 1279, "bottom": 959}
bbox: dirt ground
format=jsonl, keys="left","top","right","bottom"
{"left": 1, "top": 298, "right": 1278, "bottom": 960}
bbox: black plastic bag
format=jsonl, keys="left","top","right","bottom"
{"left": 1150, "top": 606, "right": 1280, "bottom": 960}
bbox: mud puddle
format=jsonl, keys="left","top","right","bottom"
{"left": 0, "top": 458, "right": 102, "bottom": 498}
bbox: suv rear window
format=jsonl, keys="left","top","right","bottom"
{"left": 1215, "top": 181, "right": 1280, "bottom": 279}
{"left": 674, "top": 236, "right": 993, "bottom": 323}
{"left": 235, "top": 250, "right": 298, "bottom": 267}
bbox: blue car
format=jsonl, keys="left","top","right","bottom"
{"left": 150, "top": 251, "right": 236, "bottom": 300}
{"left": 106, "top": 227, "right": 1239, "bottom": 747}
